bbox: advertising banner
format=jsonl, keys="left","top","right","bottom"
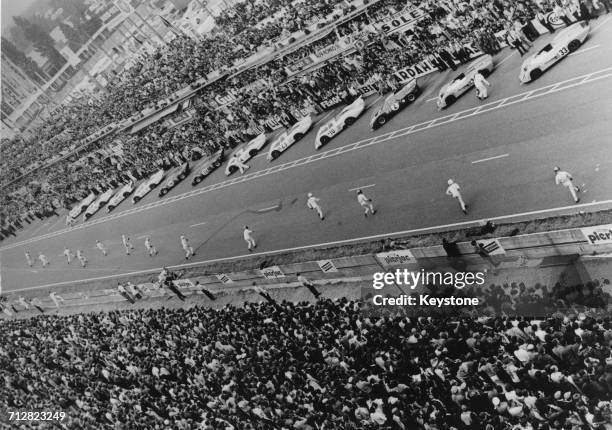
{"left": 393, "top": 59, "right": 439, "bottom": 83}
{"left": 581, "top": 225, "right": 612, "bottom": 246}
{"left": 317, "top": 260, "right": 339, "bottom": 273}
{"left": 478, "top": 239, "right": 506, "bottom": 256}
{"left": 376, "top": 249, "right": 416, "bottom": 267}
{"left": 216, "top": 273, "right": 234, "bottom": 284}
{"left": 172, "top": 279, "right": 195, "bottom": 289}
{"left": 285, "top": 56, "right": 316, "bottom": 75}
{"left": 374, "top": 7, "right": 427, "bottom": 35}
{"left": 260, "top": 266, "right": 286, "bottom": 279}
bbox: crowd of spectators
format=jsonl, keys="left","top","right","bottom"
{"left": 1, "top": 279, "right": 611, "bottom": 429}
{"left": 2, "top": 0, "right": 605, "bottom": 239}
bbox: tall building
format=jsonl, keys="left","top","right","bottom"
{"left": 1, "top": 53, "right": 42, "bottom": 127}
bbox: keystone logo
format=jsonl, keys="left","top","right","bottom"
{"left": 585, "top": 228, "right": 612, "bottom": 245}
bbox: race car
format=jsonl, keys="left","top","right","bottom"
{"left": 225, "top": 133, "right": 267, "bottom": 175}
{"left": 192, "top": 149, "right": 224, "bottom": 185}
{"left": 132, "top": 169, "right": 165, "bottom": 203}
{"left": 519, "top": 21, "right": 589, "bottom": 83}
{"left": 436, "top": 54, "right": 494, "bottom": 109}
{"left": 159, "top": 162, "right": 190, "bottom": 197}
{"left": 107, "top": 181, "right": 135, "bottom": 212}
{"left": 267, "top": 116, "right": 313, "bottom": 160}
{"left": 82, "top": 188, "right": 114, "bottom": 221}
{"left": 315, "top": 97, "right": 365, "bottom": 149}
{"left": 66, "top": 193, "right": 97, "bottom": 224}
{"left": 370, "top": 79, "right": 419, "bottom": 129}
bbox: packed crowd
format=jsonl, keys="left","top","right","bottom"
{"left": 1, "top": 281, "right": 611, "bottom": 429}
{"left": 2, "top": 0, "right": 605, "bottom": 238}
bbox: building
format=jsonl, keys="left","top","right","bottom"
{"left": 1, "top": 54, "right": 44, "bottom": 131}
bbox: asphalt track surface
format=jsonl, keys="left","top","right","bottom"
{"left": 2, "top": 19, "right": 612, "bottom": 292}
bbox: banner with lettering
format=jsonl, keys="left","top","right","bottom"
{"left": 374, "top": 7, "right": 427, "bottom": 35}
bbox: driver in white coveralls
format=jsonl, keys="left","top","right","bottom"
{"left": 474, "top": 70, "right": 490, "bottom": 100}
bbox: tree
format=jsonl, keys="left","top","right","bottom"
{"left": 1, "top": 37, "right": 48, "bottom": 84}
{"left": 13, "top": 16, "right": 66, "bottom": 70}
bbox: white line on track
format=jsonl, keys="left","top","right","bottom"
{"left": 189, "top": 221, "right": 208, "bottom": 227}
{"left": 497, "top": 51, "right": 516, "bottom": 66}
{"left": 257, "top": 205, "right": 279, "bottom": 212}
{"left": 2, "top": 68, "right": 611, "bottom": 252}
{"left": 471, "top": 153, "right": 509, "bottom": 164}
{"left": 568, "top": 44, "right": 601, "bottom": 57}
{"left": 426, "top": 96, "right": 438, "bottom": 102}
{"left": 348, "top": 184, "right": 376, "bottom": 192}
{"left": 593, "top": 14, "right": 612, "bottom": 31}
{"left": 7, "top": 199, "right": 612, "bottom": 293}
{"left": 137, "top": 235, "right": 148, "bottom": 239}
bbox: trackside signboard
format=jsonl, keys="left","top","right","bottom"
{"left": 581, "top": 225, "right": 612, "bottom": 245}
{"left": 376, "top": 249, "right": 416, "bottom": 266}
{"left": 260, "top": 266, "right": 286, "bottom": 279}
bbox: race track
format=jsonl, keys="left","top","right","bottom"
{"left": 2, "top": 18, "right": 612, "bottom": 292}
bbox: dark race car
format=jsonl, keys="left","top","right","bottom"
{"left": 192, "top": 149, "right": 224, "bottom": 185}
{"left": 158, "top": 162, "right": 190, "bottom": 197}
{"left": 370, "top": 78, "right": 419, "bottom": 129}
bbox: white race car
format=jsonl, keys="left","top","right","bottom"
{"left": 519, "top": 21, "right": 589, "bottom": 83}
{"left": 225, "top": 133, "right": 267, "bottom": 175}
{"left": 83, "top": 188, "right": 114, "bottom": 221}
{"left": 267, "top": 116, "right": 313, "bottom": 161}
{"left": 107, "top": 181, "right": 135, "bottom": 212}
{"left": 132, "top": 169, "right": 165, "bottom": 203}
{"left": 66, "top": 193, "right": 97, "bottom": 224}
{"left": 315, "top": 97, "right": 365, "bottom": 149}
{"left": 437, "top": 54, "right": 494, "bottom": 109}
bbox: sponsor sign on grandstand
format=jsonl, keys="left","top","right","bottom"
{"left": 317, "top": 260, "right": 339, "bottom": 273}
{"left": 319, "top": 93, "right": 348, "bottom": 110}
{"left": 479, "top": 239, "right": 506, "bottom": 255}
{"left": 393, "top": 59, "right": 439, "bottom": 83}
{"left": 260, "top": 266, "right": 286, "bottom": 279}
{"left": 392, "top": 43, "right": 484, "bottom": 83}
{"left": 376, "top": 249, "right": 416, "bottom": 266}
{"left": 374, "top": 7, "right": 427, "bottom": 35}
{"left": 355, "top": 75, "right": 383, "bottom": 97}
{"left": 581, "top": 225, "right": 612, "bottom": 246}
{"left": 285, "top": 57, "right": 316, "bottom": 75}
{"left": 164, "top": 108, "right": 196, "bottom": 129}
{"left": 312, "top": 35, "right": 355, "bottom": 63}
{"left": 172, "top": 279, "right": 195, "bottom": 289}
{"left": 216, "top": 273, "right": 234, "bottom": 284}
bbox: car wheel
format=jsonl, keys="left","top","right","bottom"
{"left": 529, "top": 68, "right": 542, "bottom": 81}
{"left": 319, "top": 135, "right": 331, "bottom": 145}
{"left": 568, "top": 39, "right": 581, "bottom": 52}
{"left": 249, "top": 149, "right": 258, "bottom": 157}
{"left": 445, "top": 95, "right": 456, "bottom": 106}
{"left": 229, "top": 165, "right": 238, "bottom": 174}
{"left": 123, "top": 192, "right": 129, "bottom": 198}
{"left": 344, "top": 117, "right": 356, "bottom": 126}
{"left": 193, "top": 176, "right": 202, "bottom": 185}
{"left": 480, "top": 69, "right": 491, "bottom": 78}
{"left": 107, "top": 205, "right": 114, "bottom": 212}
{"left": 376, "top": 116, "right": 387, "bottom": 127}
{"left": 133, "top": 196, "right": 140, "bottom": 203}
{"left": 293, "top": 133, "right": 304, "bottom": 141}
{"left": 390, "top": 102, "right": 400, "bottom": 111}
{"left": 271, "top": 150, "right": 281, "bottom": 159}
{"left": 159, "top": 188, "right": 167, "bottom": 196}
{"left": 406, "top": 93, "right": 416, "bottom": 102}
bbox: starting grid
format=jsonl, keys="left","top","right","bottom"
{"left": 1, "top": 66, "right": 611, "bottom": 252}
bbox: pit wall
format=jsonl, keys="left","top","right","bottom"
{"left": 5, "top": 224, "right": 611, "bottom": 311}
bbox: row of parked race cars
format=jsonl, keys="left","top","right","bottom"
{"left": 66, "top": 22, "right": 590, "bottom": 225}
